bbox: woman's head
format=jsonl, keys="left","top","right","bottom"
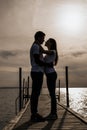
{"left": 45, "top": 38, "right": 58, "bottom": 65}
{"left": 45, "top": 38, "right": 57, "bottom": 50}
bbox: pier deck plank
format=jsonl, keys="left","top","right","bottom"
{"left": 9, "top": 95, "right": 87, "bottom": 130}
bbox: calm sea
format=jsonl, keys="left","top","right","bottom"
{"left": 0, "top": 87, "right": 19, "bottom": 130}
{"left": 0, "top": 87, "right": 87, "bottom": 130}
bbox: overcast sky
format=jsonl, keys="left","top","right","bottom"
{"left": 0, "top": 0, "right": 87, "bottom": 87}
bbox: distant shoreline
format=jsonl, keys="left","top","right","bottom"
{"left": 0, "top": 86, "right": 87, "bottom": 89}
{"left": 0, "top": 87, "right": 19, "bottom": 89}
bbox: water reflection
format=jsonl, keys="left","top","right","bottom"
{"left": 58, "top": 88, "right": 87, "bottom": 119}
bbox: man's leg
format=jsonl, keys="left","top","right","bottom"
{"left": 30, "top": 72, "right": 44, "bottom": 121}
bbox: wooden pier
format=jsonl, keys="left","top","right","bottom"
{"left": 3, "top": 94, "right": 87, "bottom": 130}
{"left": 2, "top": 67, "right": 87, "bottom": 130}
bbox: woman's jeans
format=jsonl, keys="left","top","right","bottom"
{"left": 46, "top": 72, "right": 57, "bottom": 114}
{"left": 30, "top": 72, "right": 43, "bottom": 115}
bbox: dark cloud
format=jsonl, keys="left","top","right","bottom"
{"left": 0, "top": 50, "right": 17, "bottom": 59}
{"left": 71, "top": 51, "right": 87, "bottom": 57}
{"left": 60, "top": 50, "right": 87, "bottom": 58}
{"left": 0, "top": 50, "right": 27, "bottom": 59}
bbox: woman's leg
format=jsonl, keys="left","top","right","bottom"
{"left": 46, "top": 72, "right": 57, "bottom": 114}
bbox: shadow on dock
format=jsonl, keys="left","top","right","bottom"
{"left": 13, "top": 101, "right": 69, "bottom": 130}
{"left": 3, "top": 95, "right": 87, "bottom": 130}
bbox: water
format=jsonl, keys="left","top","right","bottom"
{"left": 0, "top": 87, "right": 87, "bottom": 130}
{"left": 60, "top": 88, "right": 87, "bottom": 118}
{"left": 0, "top": 87, "right": 19, "bottom": 130}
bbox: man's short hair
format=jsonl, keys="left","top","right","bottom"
{"left": 34, "top": 31, "right": 45, "bottom": 40}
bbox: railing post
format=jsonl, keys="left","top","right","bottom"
{"left": 58, "top": 79, "right": 60, "bottom": 102}
{"left": 23, "top": 78, "right": 25, "bottom": 104}
{"left": 19, "top": 67, "right": 22, "bottom": 111}
{"left": 27, "top": 76, "right": 29, "bottom": 98}
{"left": 65, "top": 66, "right": 69, "bottom": 107}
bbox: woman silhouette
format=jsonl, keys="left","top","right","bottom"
{"left": 44, "top": 38, "right": 58, "bottom": 120}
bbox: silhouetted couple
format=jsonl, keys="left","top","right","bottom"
{"left": 30, "top": 31, "right": 58, "bottom": 122}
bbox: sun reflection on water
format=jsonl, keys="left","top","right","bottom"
{"left": 56, "top": 88, "right": 87, "bottom": 119}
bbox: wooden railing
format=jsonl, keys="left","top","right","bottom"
{"left": 15, "top": 67, "right": 30, "bottom": 115}
{"left": 15, "top": 66, "right": 69, "bottom": 115}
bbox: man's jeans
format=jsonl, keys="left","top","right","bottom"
{"left": 30, "top": 72, "right": 43, "bottom": 114}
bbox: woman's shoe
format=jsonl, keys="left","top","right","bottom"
{"left": 45, "top": 113, "right": 58, "bottom": 120}
{"left": 30, "top": 113, "right": 45, "bottom": 122}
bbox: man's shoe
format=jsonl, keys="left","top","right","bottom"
{"left": 45, "top": 113, "right": 58, "bottom": 120}
{"left": 30, "top": 113, "right": 45, "bottom": 122}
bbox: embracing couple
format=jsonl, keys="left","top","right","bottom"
{"left": 30, "top": 31, "right": 58, "bottom": 122}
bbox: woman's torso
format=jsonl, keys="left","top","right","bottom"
{"left": 44, "top": 50, "right": 56, "bottom": 74}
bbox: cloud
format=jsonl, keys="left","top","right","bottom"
{"left": 0, "top": 49, "right": 29, "bottom": 70}
{"left": 71, "top": 51, "right": 87, "bottom": 57}
{"left": 56, "top": 49, "right": 87, "bottom": 87}
{"left": 59, "top": 49, "right": 87, "bottom": 58}
{"left": 0, "top": 50, "right": 17, "bottom": 59}
{"left": 0, "top": 49, "right": 28, "bottom": 59}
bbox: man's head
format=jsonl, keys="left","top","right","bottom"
{"left": 34, "top": 31, "right": 45, "bottom": 44}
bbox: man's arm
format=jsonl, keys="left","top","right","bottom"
{"left": 34, "top": 54, "right": 53, "bottom": 67}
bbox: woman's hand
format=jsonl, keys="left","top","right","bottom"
{"left": 39, "top": 45, "right": 54, "bottom": 55}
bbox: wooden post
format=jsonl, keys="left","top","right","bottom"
{"left": 26, "top": 76, "right": 29, "bottom": 101}
{"left": 65, "top": 66, "right": 69, "bottom": 107}
{"left": 58, "top": 79, "right": 60, "bottom": 102}
{"left": 23, "top": 78, "right": 25, "bottom": 100}
{"left": 19, "top": 67, "right": 22, "bottom": 111}
{"left": 27, "top": 76, "right": 29, "bottom": 101}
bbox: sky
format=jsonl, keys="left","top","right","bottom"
{"left": 0, "top": 0, "right": 87, "bottom": 87}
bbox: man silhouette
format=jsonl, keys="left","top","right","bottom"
{"left": 30, "top": 31, "right": 46, "bottom": 122}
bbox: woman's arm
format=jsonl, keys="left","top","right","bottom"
{"left": 39, "top": 45, "right": 53, "bottom": 55}
{"left": 34, "top": 54, "right": 53, "bottom": 67}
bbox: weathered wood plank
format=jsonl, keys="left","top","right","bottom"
{"left": 3, "top": 94, "right": 87, "bottom": 130}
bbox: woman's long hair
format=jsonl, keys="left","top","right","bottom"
{"left": 49, "top": 38, "right": 58, "bottom": 65}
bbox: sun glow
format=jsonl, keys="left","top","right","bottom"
{"left": 57, "top": 4, "right": 84, "bottom": 34}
